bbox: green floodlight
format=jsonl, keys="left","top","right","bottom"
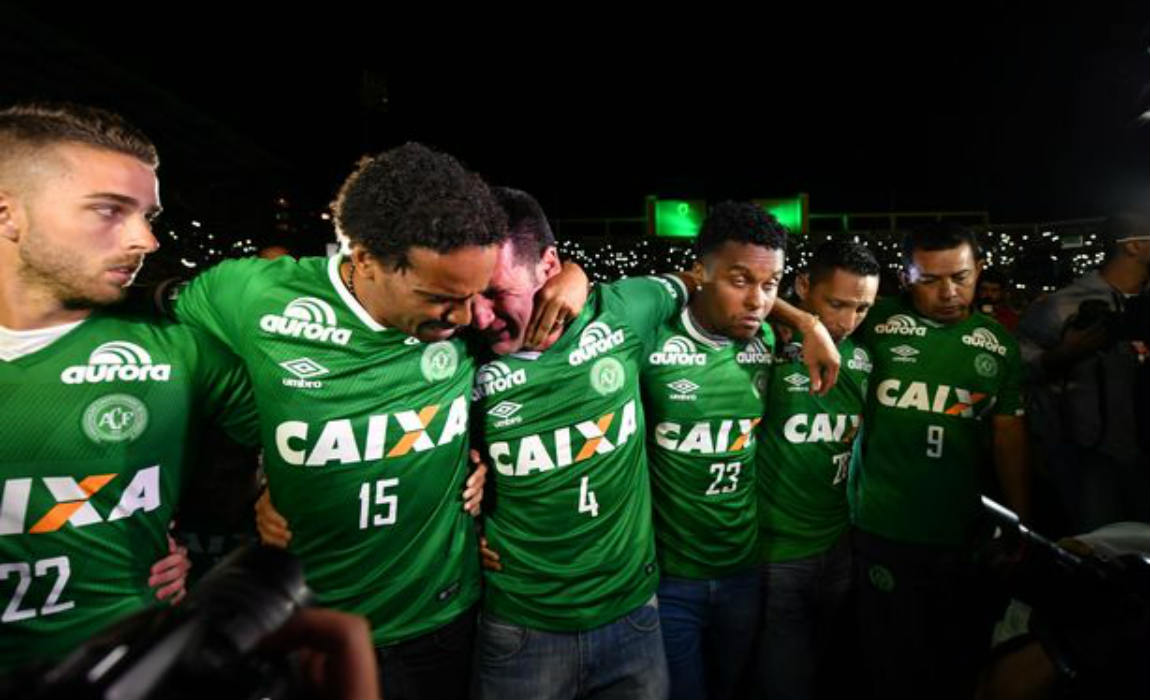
{"left": 647, "top": 197, "right": 706, "bottom": 238}
{"left": 753, "top": 194, "right": 809, "bottom": 235}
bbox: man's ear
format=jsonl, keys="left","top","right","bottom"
{"left": 690, "top": 259, "right": 707, "bottom": 285}
{"left": 538, "top": 245, "right": 561, "bottom": 280}
{"left": 0, "top": 189, "right": 25, "bottom": 243}
{"left": 796, "top": 273, "right": 810, "bottom": 302}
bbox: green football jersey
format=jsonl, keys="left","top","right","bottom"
{"left": 851, "top": 296, "right": 1024, "bottom": 546}
{"left": 757, "top": 330, "right": 870, "bottom": 562}
{"left": 174, "top": 255, "right": 481, "bottom": 645}
{"left": 0, "top": 312, "right": 256, "bottom": 671}
{"left": 475, "top": 275, "right": 687, "bottom": 630}
{"left": 641, "top": 309, "right": 773, "bottom": 579}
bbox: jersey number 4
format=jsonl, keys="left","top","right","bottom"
{"left": 578, "top": 476, "right": 600, "bottom": 518}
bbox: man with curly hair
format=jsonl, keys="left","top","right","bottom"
{"left": 172, "top": 143, "right": 507, "bottom": 700}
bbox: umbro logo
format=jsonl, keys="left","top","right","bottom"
{"left": 488, "top": 400, "right": 523, "bottom": 427}
{"left": 667, "top": 378, "right": 700, "bottom": 401}
{"left": 784, "top": 372, "right": 810, "bottom": 392}
{"left": 280, "top": 357, "right": 329, "bottom": 389}
{"left": 890, "top": 345, "right": 919, "bottom": 363}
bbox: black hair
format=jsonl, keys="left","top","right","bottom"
{"left": 333, "top": 142, "right": 506, "bottom": 269}
{"left": 694, "top": 201, "right": 787, "bottom": 259}
{"left": 492, "top": 186, "right": 556, "bottom": 265}
{"left": 901, "top": 222, "right": 980, "bottom": 268}
{"left": 808, "top": 240, "right": 880, "bottom": 285}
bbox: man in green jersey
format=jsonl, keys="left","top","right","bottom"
{"left": 170, "top": 143, "right": 509, "bottom": 700}
{"left": 851, "top": 223, "right": 1030, "bottom": 699}
{"left": 0, "top": 104, "right": 258, "bottom": 671}
{"left": 756, "top": 240, "right": 879, "bottom": 700}
{"left": 466, "top": 187, "right": 689, "bottom": 699}
{"left": 637, "top": 201, "right": 783, "bottom": 700}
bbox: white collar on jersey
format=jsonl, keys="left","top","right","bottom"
{"left": 680, "top": 306, "right": 731, "bottom": 350}
{"left": 328, "top": 254, "right": 387, "bottom": 332}
{"left": 0, "top": 319, "right": 85, "bottom": 362}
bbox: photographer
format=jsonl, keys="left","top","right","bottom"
{"left": 1017, "top": 213, "right": 1150, "bottom": 532}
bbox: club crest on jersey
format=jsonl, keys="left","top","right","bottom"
{"left": 874, "top": 314, "right": 928, "bottom": 337}
{"left": 60, "top": 341, "right": 171, "bottom": 384}
{"left": 0, "top": 466, "right": 162, "bottom": 535}
{"left": 421, "top": 343, "right": 459, "bottom": 382}
{"left": 473, "top": 361, "right": 527, "bottom": 400}
{"left": 648, "top": 336, "right": 706, "bottom": 366}
{"left": 82, "top": 394, "right": 149, "bottom": 444}
{"left": 590, "top": 357, "right": 626, "bottom": 396}
{"left": 974, "top": 353, "right": 999, "bottom": 378}
{"left": 568, "top": 322, "right": 625, "bottom": 366}
{"left": 962, "top": 328, "right": 1008, "bottom": 356}
{"left": 280, "top": 357, "right": 329, "bottom": 389}
{"left": 847, "top": 347, "right": 873, "bottom": 372}
{"left": 667, "top": 378, "right": 700, "bottom": 401}
{"left": 752, "top": 370, "right": 769, "bottom": 399}
{"left": 736, "top": 337, "right": 771, "bottom": 364}
{"left": 259, "top": 297, "right": 352, "bottom": 345}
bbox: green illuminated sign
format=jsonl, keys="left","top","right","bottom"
{"left": 650, "top": 198, "right": 706, "bottom": 238}
{"left": 753, "top": 195, "right": 808, "bottom": 234}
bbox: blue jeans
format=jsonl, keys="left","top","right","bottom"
{"left": 757, "top": 533, "right": 852, "bottom": 700}
{"left": 476, "top": 597, "right": 669, "bottom": 700}
{"left": 657, "top": 570, "right": 761, "bottom": 700}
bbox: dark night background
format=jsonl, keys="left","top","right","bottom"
{"left": 2, "top": 4, "right": 1147, "bottom": 256}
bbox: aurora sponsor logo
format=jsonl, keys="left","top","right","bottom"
{"left": 648, "top": 336, "right": 706, "bottom": 366}
{"left": 61, "top": 341, "right": 171, "bottom": 384}
{"left": 259, "top": 297, "right": 352, "bottom": 346}
{"left": 874, "top": 314, "right": 928, "bottom": 337}
{"left": 961, "top": 327, "right": 1008, "bottom": 357}
{"left": 568, "top": 322, "right": 625, "bottom": 366}
{"left": 847, "top": 347, "right": 873, "bottom": 372}
{"left": 473, "top": 361, "right": 527, "bottom": 400}
{"left": 736, "top": 337, "right": 771, "bottom": 364}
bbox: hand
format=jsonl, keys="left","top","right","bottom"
{"left": 463, "top": 449, "right": 487, "bottom": 516}
{"left": 255, "top": 488, "right": 292, "bottom": 548}
{"left": 525, "top": 262, "right": 588, "bottom": 349}
{"left": 148, "top": 535, "right": 190, "bottom": 605}
{"left": 798, "top": 315, "right": 840, "bottom": 395}
{"left": 261, "top": 607, "right": 381, "bottom": 700}
{"left": 479, "top": 535, "right": 503, "bottom": 572}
